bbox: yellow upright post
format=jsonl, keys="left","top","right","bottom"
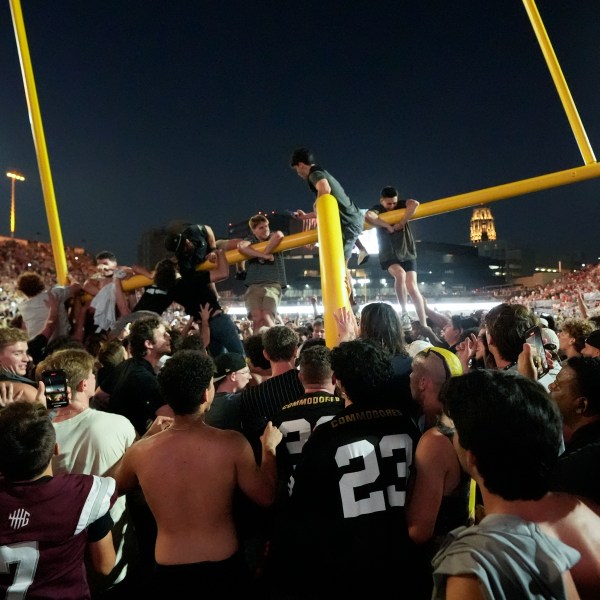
{"left": 522, "top": 0, "right": 596, "bottom": 165}
{"left": 9, "top": 0, "right": 69, "bottom": 284}
{"left": 315, "top": 194, "right": 349, "bottom": 348}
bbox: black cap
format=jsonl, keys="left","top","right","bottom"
{"left": 165, "top": 233, "right": 184, "bottom": 253}
{"left": 213, "top": 353, "right": 247, "bottom": 382}
{"left": 585, "top": 330, "right": 600, "bottom": 350}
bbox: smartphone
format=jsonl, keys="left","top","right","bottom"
{"left": 42, "top": 369, "right": 69, "bottom": 409}
{"left": 524, "top": 326, "right": 550, "bottom": 379}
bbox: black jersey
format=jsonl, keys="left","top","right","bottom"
{"left": 272, "top": 391, "right": 343, "bottom": 497}
{"left": 170, "top": 269, "right": 221, "bottom": 320}
{"left": 240, "top": 369, "right": 304, "bottom": 460}
{"left": 271, "top": 403, "right": 430, "bottom": 597}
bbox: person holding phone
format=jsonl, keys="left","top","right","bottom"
{"left": 35, "top": 348, "right": 141, "bottom": 598}
{"left": 524, "top": 326, "right": 551, "bottom": 380}
{"left": 41, "top": 368, "right": 69, "bottom": 409}
{"left": 483, "top": 303, "right": 560, "bottom": 390}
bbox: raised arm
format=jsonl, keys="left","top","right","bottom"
{"left": 38, "top": 289, "right": 60, "bottom": 340}
{"left": 292, "top": 208, "right": 317, "bottom": 220}
{"left": 575, "top": 289, "right": 590, "bottom": 320}
{"left": 131, "top": 264, "right": 154, "bottom": 279}
{"left": 236, "top": 421, "right": 282, "bottom": 507}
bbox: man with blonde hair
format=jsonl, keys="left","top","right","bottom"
{"left": 36, "top": 347, "right": 139, "bottom": 597}
{"left": 238, "top": 214, "right": 287, "bottom": 332}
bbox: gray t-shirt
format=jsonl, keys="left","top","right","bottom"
{"left": 432, "top": 513, "right": 580, "bottom": 600}
{"left": 307, "top": 165, "right": 363, "bottom": 237}
{"left": 244, "top": 234, "right": 287, "bottom": 288}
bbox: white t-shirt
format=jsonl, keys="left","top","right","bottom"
{"left": 52, "top": 408, "right": 137, "bottom": 589}
{"left": 18, "top": 286, "right": 73, "bottom": 340}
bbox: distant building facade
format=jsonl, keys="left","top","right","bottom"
{"left": 470, "top": 206, "right": 497, "bottom": 243}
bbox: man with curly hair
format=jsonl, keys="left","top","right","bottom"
{"left": 114, "top": 350, "right": 282, "bottom": 597}
{"left": 557, "top": 317, "right": 595, "bottom": 360}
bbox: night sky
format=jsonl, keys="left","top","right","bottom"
{"left": 1, "top": 1, "right": 599, "bottom": 268}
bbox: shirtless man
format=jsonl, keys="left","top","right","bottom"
{"left": 114, "top": 350, "right": 282, "bottom": 597}
{"left": 82, "top": 251, "right": 134, "bottom": 333}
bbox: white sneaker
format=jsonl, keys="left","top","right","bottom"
{"left": 400, "top": 313, "right": 412, "bottom": 332}
{"left": 357, "top": 250, "right": 369, "bottom": 266}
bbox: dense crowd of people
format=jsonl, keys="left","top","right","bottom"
{"left": 1, "top": 223, "right": 600, "bottom": 599}
{"left": 510, "top": 261, "right": 600, "bottom": 319}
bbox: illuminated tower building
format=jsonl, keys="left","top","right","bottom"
{"left": 470, "top": 206, "right": 497, "bottom": 244}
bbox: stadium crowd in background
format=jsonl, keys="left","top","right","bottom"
{"left": 1, "top": 231, "right": 600, "bottom": 598}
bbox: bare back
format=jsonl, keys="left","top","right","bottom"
{"left": 520, "top": 492, "right": 600, "bottom": 600}
{"left": 117, "top": 422, "right": 274, "bottom": 565}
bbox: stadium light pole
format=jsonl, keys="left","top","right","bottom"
{"left": 6, "top": 171, "right": 25, "bottom": 238}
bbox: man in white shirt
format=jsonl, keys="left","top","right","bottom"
{"left": 17, "top": 271, "right": 81, "bottom": 341}
{"left": 36, "top": 347, "right": 140, "bottom": 597}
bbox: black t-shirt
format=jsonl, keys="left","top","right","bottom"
{"left": 104, "top": 357, "right": 163, "bottom": 436}
{"left": 170, "top": 270, "right": 221, "bottom": 320}
{"left": 549, "top": 420, "right": 600, "bottom": 505}
{"left": 369, "top": 201, "right": 417, "bottom": 263}
{"left": 270, "top": 403, "right": 429, "bottom": 597}
{"left": 132, "top": 285, "right": 173, "bottom": 314}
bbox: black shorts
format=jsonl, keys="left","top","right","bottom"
{"left": 381, "top": 258, "right": 417, "bottom": 272}
{"left": 153, "top": 551, "right": 251, "bottom": 597}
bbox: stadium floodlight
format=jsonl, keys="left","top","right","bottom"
{"left": 6, "top": 171, "right": 25, "bottom": 237}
